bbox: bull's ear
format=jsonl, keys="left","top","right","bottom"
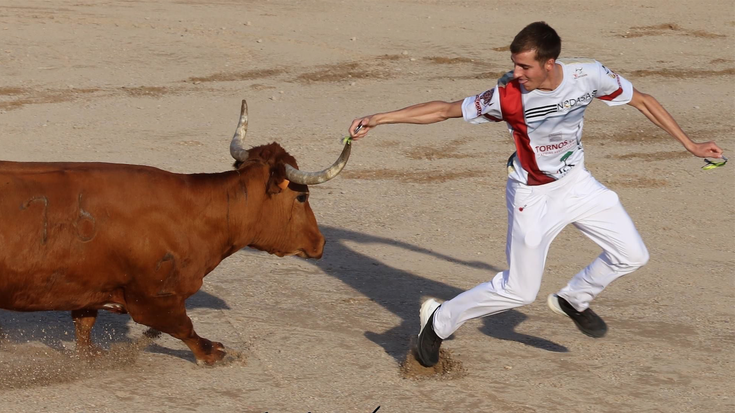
{"left": 266, "top": 164, "right": 288, "bottom": 194}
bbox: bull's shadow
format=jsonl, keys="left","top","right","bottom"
{"left": 0, "top": 290, "right": 229, "bottom": 358}
{"left": 311, "top": 225, "right": 567, "bottom": 363}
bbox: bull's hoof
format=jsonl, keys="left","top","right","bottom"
{"left": 195, "top": 341, "right": 226, "bottom": 366}
{"left": 196, "top": 345, "right": 247, "bottom": 367}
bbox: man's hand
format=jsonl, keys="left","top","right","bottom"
{"left": 349, "top": 116, "right": 375, "bottom": 140}
{"left": 687, "top": 141, "right": 724, "bottom": 159}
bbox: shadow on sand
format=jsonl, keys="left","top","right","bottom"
{"left": 308, "top": 225, "right": 567, "bottom": 363}
{"left": 0, "top": 290, "right": 229, "bottom": 362}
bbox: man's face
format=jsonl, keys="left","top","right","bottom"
{"left": 511, "top": 50, "right": 553, "bottom": 91}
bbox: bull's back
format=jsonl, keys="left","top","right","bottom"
{"left": 0, "top": 162, "right": 204, "bottom": 311}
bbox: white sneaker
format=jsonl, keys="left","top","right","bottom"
{"left": 419, "top": 298, "right": 442, "bottom": 338}
{"left": 417, "top": 298, "right": 443, "bottom": 367}
{"left": 547, "top": 294, "right": 567, "bottom": 317}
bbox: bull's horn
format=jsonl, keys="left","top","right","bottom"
{"left": 229, "top": 100, "right": 250, "bottom": 162}
{"left": 284, "top": 141, "right": 352, "bottom": 185}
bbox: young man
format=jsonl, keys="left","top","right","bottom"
{"left": 348, "top": 22, "right": 724, "bottom": 367}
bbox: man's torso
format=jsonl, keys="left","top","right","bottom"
{"left": 462, "top": 58, "right": 632, "bottom": 185}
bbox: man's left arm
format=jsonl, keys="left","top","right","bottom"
{"left": 627, "top": 89, "right": 723, "bottom": 159}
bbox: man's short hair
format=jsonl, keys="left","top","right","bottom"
{"left": 510, "top": 21, "right": 561, "bottom": 63}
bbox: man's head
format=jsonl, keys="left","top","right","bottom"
{"left": 510, "top": 22, "right": 561, "bottom": 91}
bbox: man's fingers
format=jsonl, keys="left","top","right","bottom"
{"left": 349, "top": 117, "right": 372, "bottom": 138}
{"left": 708, "top": 148, "right": 724, "bottom": 158}
{"left": 349, "top": 119, "right": 363, "bottom": 137}
{"left": 709, "top": 142, "right": 723, "bottom": 153}
{"left": 693, "top": 142, "right": 724, "bottom": 158}
{"left": 352, "top": 126, "right": 369, "bottom": 140}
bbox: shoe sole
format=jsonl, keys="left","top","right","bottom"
{"left": 419, "top": 298, "right": 441, "bottom": 338}
{"left": 547, "top": 294, "right": 567, "bottom": 317}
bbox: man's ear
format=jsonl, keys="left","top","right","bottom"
{"left": 544, "top": 58, "right": 556, "bottom": 72}
{"left": 266, "top": 163, "right": 289, "bottom": 194}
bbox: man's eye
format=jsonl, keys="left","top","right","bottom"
{"left": 296, "top": 194, "right": 308, "bottom": 203}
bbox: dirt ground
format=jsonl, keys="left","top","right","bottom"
{"left": 1, "top": 1, "right": 733, "bottom": 412}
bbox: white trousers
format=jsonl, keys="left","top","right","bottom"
{"left": 433, "top": 164, "right": 650, "bottom": 339}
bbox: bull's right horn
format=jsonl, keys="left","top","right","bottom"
{"left": 284, "top": 140, "right": 352, "bottom": 185}
{"left": 229, "top": 100, "right": 250, "bottom": 162}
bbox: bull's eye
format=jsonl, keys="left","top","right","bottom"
{"left": 296, "top": 193, "right": 309, "bottom": 203}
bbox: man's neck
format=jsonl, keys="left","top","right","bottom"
{"left": 537, "top": 63, "right": 563, "bottom": 91}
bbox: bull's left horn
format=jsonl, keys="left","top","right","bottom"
{"left": 284, "top": 140, "right": 352, "bottom": 185}
{"left": 229, "top": 100, "right": 250, "bottom": 162}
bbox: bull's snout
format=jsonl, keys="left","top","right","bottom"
{"left": 310, "top": 235, "right": 326, "bottom": 259}
{"left": 298, "top": 233, "right": 325, "bottom": 259}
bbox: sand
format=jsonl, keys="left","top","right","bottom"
{"left": 1, "top": 1, "right": 733, "bottom": 412}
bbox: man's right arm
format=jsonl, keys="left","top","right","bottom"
{"left": 349, "top": 100, "right": 463, "bottom": 139}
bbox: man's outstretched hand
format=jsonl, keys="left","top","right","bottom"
{"left": 688, "top": 141, "right": 724, "bottom": 159}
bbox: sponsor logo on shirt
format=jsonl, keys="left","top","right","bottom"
{"left": 573, "top": 67, "right": 587, "bottom": 79}
{"left": 601, "top": 65, "right": 618, "bottom": 79}
{"left": 474, "top": 89, "right": 495, "bottom": 116}
{"left": 557, "top": 90, "right": 597, "bottom": 110}
{"left": 535, "top": 140, "right": 575, "bottom": 155}
{"left": 524, "top": 90, "right": 598, "bottom": 120}
{"left": 557, "top": 150, "right": 576, "bottom": 175}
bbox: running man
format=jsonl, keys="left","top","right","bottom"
{"left": 347, "top": 22, "right": 724, "bottom": 367}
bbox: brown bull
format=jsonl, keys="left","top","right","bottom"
{"left": 0, "top": 100, "right": 351, "bottom": 365}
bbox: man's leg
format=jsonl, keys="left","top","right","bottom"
{"left": 417, "top": 181, "right": 564, "bottom": 366}
{"left": 431, "top": 183, "right": 566, "bottom": 340}
{"left": 550, "top": 187, "right": 649, "bottom": 336}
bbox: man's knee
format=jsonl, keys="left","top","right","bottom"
{"left": 506, "top": 288, "right": 538, "bottom": 306}
{"left": 618, "top": 243, "right": 649, "bottom": 270}
{"left": 629, "top": 243, "right": 649, "bottom": 268}
{"left": 519, "top": 293, "right": 537, "bottom": 306}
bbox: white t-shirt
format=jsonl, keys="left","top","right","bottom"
{"left": 461, "top": 58, "right": 633, "bottom": 185}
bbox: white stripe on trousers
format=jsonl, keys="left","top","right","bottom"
{"left": 432, "top": 164, "right": 650, "bottom": 339}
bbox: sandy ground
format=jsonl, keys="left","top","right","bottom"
{"left": 1, "top": 1, "right": 734, "bottom": 412}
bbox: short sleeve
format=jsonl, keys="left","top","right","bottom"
{"left": 595, "top": 61, "right": 633, "bottom": 106}
{"left": 462, "top": 87, "right": 503, "bottom": 124}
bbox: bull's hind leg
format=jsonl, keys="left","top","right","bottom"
{"left": 71, "top": 309, "right": 102, "bottom": 357}
{"left": 125, "top": 295, "right": 225, "bottom": 365}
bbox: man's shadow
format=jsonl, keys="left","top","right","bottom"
{"left": 311, "top": 225, "right": 567, "bottom": 363}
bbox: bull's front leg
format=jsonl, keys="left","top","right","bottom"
{"left": 71, "top": 309, "right": 103, "bottom": 357}
{"left": 124, "top": 294, "right": 226, "bottom": 365}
